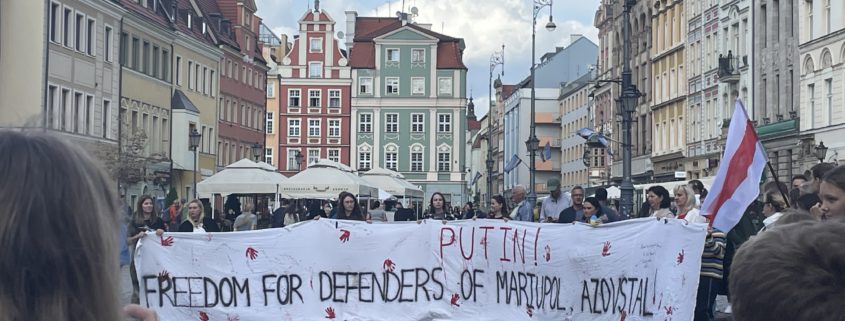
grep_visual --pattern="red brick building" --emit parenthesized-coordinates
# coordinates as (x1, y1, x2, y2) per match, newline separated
(196, 0, 268, 168)
(278, 4, 351, 175)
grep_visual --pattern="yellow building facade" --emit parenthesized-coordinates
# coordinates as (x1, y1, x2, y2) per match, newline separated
(651, 0, 687, 182)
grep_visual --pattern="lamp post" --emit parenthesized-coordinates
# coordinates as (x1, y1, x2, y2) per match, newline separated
(251, 142, 263, 162)
(815, 141, 828, 163)
(295, 150, 305, 171)
(188, 128, 202, 199)
(488, 44, 505, 207)
(527, 0, 556, 217)
(617, 0, 642, 218)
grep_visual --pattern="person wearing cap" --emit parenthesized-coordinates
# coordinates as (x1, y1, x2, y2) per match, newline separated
(540, 178, 572, 223)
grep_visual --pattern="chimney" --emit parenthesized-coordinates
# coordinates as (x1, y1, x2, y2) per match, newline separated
(345, 11, 358, 49)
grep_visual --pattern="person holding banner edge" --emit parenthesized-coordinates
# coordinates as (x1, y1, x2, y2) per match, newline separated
(178, 200, 220, 232)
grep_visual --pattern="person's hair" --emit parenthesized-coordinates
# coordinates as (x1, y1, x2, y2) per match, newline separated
(811, 162, 836, 180)
(762, 181, 789, 196)
(673, 184, 697, 213)
(133, 194, 156, 225)
(512, 185, 526, 194)
(371, 200, 381, 210)
(583, 197, 604, 217)
(466, 202, 474, 209)
(791, 174, 808, 183)
(395, 202, 403, 208)
(688, 180, 708, 200)
(595, 188, 608, 201)
(646, 186, 672, 209)
(772, 209, 817, 226)
(788, 188, 801, 209)
(764, 192, 787, 213)
(186, 199, 205, 226)
(337, 192, 364, 220)
(491, 195, 509, 217)
(571, 185, 584, 194)
(821, 165, 845, 193)
(729, 220, 845, 321)
(429, 192, 448, 214)
(796, 193, 821, 212)
(0, 131, 121, 320)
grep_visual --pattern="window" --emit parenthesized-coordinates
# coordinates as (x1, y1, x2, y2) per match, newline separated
(411, 113, 424, 132)
(328, 119, 341, 137)
(826, 78, 833, 123)
(385, 113, 398, 133)
(175, 56, 182, 85)
(152, 46, 159, 78)
(142, 41, 150, 74)
(50, 3, 60, 43)
(411, 49, 425, 63)
(308, 119, 321, 137)
(102, 99, 110, 138)
(328, 89, 341, 107)
(47, 85, 57, 129)
(85, 95, 93, 135)
(309, 38, 322, 52)
(411, 151, 423, 172)
(288, 118, 301, 137)
(308, 89, 321, 107)
(73, 92, 82, 133)
(359, 77, 373, 94)
(438, 152, 451, 172)
(824, 0, 831, 33)
(101, 25, 112, 61)
(438, 77, 453, 95)
(411, 77, 425, 95)
(266, 82, 275, 97)
(75, 13, 83, 51)
(265, 112, 274, 134)
(359, 151, 371, 170)
(63, 7, 72, 47)
(120, 32, 128, 65)
(438, 114, 452, 132)
(385, 152, 398, 171)
(807, 0, 814, 39)
(86, 18, 94, 55)
(359, 113, 372, 132)
(202, 66, 208, 94)
(386, 49, 400, 63)
(328, 149, 340, 163)
(288, 89, 301, 107)
(385, 77, 399, 95)
(265, 148, 273, 165)
(161, 50, 169, 80)
(297, 149, 317, 166)
(287, 149, 299, 170)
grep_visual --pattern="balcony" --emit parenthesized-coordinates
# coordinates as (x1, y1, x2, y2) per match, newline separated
(718, 55, 740, 83)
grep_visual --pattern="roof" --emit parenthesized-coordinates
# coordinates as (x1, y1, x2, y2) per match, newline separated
(467, 119, 481, 131)
(350, 17, 466, 69)
(194, 0, 240, 50)
(171, 89, 200, 113)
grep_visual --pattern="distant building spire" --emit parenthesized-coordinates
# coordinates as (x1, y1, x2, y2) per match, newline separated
(467, 97, 477, 121)
(314, 0, 320, 11)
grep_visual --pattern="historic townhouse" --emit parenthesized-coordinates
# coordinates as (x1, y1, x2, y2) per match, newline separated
(559, 72, 595, 191)
(346, 11, 468, 204)
(0, 0, 123, 184)
(278, 4, 352, 175)
(651, 0, 687, 183)
(799, 0, 845, 167)
(260, 23, 289, 168)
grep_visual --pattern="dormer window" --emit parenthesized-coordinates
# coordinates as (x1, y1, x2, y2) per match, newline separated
(202, 22, 207, 34)
(187, 13, 192, 29)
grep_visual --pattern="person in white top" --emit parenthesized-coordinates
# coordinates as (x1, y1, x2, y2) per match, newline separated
(761, 192, 787, 230)
(674, 185, 707, 223)
(233, 203, 257, 231)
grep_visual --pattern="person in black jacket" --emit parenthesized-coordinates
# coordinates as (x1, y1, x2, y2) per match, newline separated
(394, 202, 417, 221)
(178, 200, 220, 232)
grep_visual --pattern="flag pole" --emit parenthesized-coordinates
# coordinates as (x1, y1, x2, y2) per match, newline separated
(765, 161, 791, 208)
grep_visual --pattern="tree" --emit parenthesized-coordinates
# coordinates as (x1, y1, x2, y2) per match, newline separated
(94, 125, 167, 195)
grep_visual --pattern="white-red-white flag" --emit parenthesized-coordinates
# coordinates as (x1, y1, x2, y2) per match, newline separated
(701, 99, 768, 232)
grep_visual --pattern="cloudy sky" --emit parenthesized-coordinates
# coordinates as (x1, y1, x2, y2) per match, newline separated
(255, 0, 601, 117)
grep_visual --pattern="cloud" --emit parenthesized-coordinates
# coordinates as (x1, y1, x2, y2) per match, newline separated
(256, 0, 602, 118)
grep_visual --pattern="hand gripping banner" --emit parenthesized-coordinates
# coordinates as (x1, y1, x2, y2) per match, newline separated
(135, 218, 706, 321)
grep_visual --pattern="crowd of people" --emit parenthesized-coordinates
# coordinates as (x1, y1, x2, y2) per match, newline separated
(2, 130, 844, 321)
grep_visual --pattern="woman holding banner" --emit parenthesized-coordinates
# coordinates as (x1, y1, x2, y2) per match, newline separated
(675, 185, 707, 223)
(646, 186, 674, 219)
(425, 192, 455, 220)
(178, 200, 220, 232)
(336, 192, 366, 221)
(582, 197, 606, 225)
(488, 195, 510, 220)
(127, 195, 165, 304)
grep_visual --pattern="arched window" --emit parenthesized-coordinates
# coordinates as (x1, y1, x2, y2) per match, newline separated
(803, 55, 816, 76)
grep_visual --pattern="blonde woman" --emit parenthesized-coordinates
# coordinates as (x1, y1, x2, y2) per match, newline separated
(178, 200, 220, 232)
(0, 130, 156, 320)
(674, 184, 707, 223)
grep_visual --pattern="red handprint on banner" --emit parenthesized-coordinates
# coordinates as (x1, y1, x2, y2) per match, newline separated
(339, 229, 350, 243)
(450, 293, 460, 307)
(160, 235, 174, 246)
(620, 310, 627, 321)
(544, 245, 551, 262)
(198, 311, 209, 321)
(601, 241, 612, 257)
(383, 258, 396, 272)
(227, 314, 239, 321)
(157, 270, 170, 282)
(245, 247, 259, 260)
(527, 305, 534, 317)
(324, 307, 336, 319)
(676, 249, 685, 265)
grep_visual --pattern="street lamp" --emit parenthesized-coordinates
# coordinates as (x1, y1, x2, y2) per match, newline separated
(617, 0, 643, 218)
(188, 128, 202, 199)
(527, 0, 555, 218)
(488, 44, 505, 207)
(815, 141, 828, 163)
(251, 142, 263, 162)
(294, 150, 305, 171)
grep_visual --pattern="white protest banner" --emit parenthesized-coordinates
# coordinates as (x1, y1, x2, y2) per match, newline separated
(135, 218, 707, 321)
